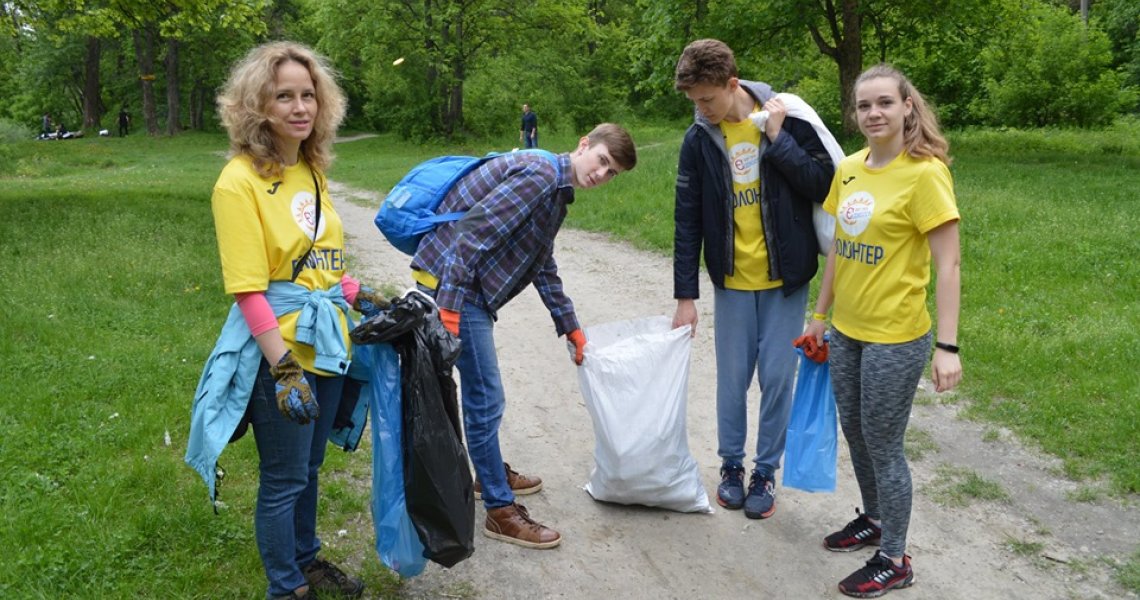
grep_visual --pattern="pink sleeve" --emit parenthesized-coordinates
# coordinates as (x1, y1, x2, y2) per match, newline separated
(235, 292, 279, 336)
(340, 274, 360, 306)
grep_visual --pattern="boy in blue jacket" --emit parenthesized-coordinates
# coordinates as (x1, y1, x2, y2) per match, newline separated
(671, 39, 835, 520)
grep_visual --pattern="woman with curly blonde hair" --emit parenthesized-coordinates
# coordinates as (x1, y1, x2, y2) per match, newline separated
(194, 41, 384, 600)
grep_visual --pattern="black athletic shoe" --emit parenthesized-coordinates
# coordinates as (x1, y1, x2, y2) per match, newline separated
(838, 550, 914, 598)
(824, 508, 882, 552)
(303, 557, 364, 598)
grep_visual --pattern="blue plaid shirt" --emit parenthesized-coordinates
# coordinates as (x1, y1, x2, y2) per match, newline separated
(411, 152, 580, 336)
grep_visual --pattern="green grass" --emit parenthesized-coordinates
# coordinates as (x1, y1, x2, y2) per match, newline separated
(904, 427, 939, 461)
(1005, 537, 1045, 557)
(949, 119, 1140, 494)
(927, 465, 1012, 507)
(1, 120, 1138, 596)
(1118, 549, 1140, 593)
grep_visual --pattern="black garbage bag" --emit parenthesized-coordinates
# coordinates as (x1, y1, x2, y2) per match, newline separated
(350, 292, 427, 346)
(349, 291, 475, 567)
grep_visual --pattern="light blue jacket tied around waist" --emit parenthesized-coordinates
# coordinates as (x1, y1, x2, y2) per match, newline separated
(184, 281, 368, 504)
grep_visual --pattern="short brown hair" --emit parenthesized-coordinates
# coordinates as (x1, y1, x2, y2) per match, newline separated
(674, 39, 738, 91)
(585, 123, 637, 171)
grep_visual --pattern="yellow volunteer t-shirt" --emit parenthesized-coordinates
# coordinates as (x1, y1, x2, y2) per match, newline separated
(823, 149, 959, 343)
(720, 108, 780, 290)
(211, 155, 350, 374)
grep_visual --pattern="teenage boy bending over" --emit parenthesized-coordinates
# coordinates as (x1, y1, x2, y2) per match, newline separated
(411, 123, 637, 548)
(672, 39, 835, 520)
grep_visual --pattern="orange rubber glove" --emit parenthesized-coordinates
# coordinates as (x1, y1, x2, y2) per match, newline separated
(793, 334, 829, 363)
(439, 308, 460, 337)
(567, 329, 586, 365)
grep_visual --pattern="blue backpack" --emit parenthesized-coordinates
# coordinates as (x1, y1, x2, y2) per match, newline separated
(375, 149, 559, 255)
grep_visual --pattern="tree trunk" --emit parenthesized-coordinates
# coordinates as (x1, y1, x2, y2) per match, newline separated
(684, 0, 708, 40)
(445, 22, 464, 136)
(836, 0, 862, 135)
(133, 26, 160, 135)
(806, 0, 863, 134)
(190, 79, 205, 130)
(165, 37, 181, 135)
(82, 36, 102, 130)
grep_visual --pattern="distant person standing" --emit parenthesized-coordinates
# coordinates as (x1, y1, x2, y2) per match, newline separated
(520, 103, 538, 148)
(118, 109, 130, 137)
(42, 113, 51, 136)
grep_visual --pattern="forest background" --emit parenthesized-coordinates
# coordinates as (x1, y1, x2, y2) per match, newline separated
(1, 0, 1138, 141)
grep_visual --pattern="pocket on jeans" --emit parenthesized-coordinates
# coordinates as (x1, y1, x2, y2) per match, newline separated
(247, 361, 277, 427)
(230, 364, 271, 442)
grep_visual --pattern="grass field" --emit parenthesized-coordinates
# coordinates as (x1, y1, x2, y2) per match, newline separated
(1, 120, 1136, 597)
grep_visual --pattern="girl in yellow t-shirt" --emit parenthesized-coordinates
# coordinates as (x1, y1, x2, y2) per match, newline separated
(804, 64, 962, 599)
(209, 42, 382, 600)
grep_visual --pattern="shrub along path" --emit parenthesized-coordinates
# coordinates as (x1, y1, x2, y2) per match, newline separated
(331, 183, 1137, 600)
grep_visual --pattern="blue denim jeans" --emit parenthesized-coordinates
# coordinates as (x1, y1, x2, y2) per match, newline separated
(416, 285, 513, 509)
(712, 285, 809, 476)
(454, 301, 517, 508)
(524, 133, 538, 148)
(249, 359, 345, 597)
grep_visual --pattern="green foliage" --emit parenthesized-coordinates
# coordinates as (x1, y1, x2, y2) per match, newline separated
(0, 118, 33, 143)
(1095, 0, 1140, 91)
(978, 3, 1137, 126)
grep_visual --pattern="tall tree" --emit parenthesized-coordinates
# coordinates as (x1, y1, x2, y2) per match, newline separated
(82, 36, 101, 129)
(312, 0, 520, 137)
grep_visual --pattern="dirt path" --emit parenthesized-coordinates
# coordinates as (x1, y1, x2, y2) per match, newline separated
(329, 181, 1137, 600)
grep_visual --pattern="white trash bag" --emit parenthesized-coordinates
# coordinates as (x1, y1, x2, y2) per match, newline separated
(576, 316, 712, 513)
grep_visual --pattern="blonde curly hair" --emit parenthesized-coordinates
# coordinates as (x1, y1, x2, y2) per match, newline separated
(217, 41, 347, 179)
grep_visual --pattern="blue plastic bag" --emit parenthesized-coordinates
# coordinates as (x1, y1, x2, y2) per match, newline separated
(782, 347, 838, 493)
(360, 343, 427, 578)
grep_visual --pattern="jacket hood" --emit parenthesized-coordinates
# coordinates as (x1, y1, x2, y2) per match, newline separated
(691, 79, 775, 128)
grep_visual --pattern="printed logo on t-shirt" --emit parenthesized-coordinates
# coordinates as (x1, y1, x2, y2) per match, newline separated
(838, 191, 874, 237)
(291, 191, 326, 239)
(728, 142, 760, 185)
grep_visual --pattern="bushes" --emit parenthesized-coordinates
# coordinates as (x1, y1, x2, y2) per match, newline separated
(977, 4, 1137, 127)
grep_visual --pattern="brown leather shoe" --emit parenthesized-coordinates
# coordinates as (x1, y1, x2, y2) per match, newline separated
(484, 503, 562, 549)
(474, 462, 543, 499)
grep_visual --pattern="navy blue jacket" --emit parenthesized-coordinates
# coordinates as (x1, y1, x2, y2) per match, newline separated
(673, 80, 835, 299)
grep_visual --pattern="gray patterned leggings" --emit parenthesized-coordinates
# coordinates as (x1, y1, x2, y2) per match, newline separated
(829, 328, 931, 558)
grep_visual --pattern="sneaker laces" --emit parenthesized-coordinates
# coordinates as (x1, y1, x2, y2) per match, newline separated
(841, 508, 879, 536)
(512, 503, 549, 533)
(855, 551, 899, 581)
(747, 473, 773, 495)
(721, 462, 745, 483)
